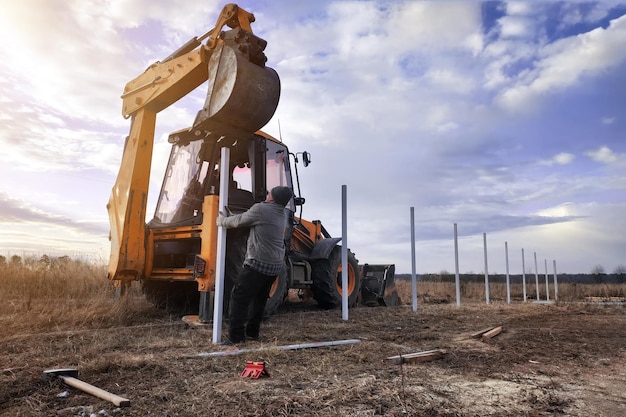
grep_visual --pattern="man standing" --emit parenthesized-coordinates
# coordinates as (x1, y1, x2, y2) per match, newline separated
(217, 185, 293, 344)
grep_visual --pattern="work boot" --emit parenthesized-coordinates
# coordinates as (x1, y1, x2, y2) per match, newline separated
(245, 326, 259, 341)
(221, 338, 245, 346)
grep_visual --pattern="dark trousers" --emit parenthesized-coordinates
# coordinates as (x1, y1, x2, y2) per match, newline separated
(228, 265, 276, 342)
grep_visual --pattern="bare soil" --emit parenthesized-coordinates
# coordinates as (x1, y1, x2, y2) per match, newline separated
(2, 299, 626, 416)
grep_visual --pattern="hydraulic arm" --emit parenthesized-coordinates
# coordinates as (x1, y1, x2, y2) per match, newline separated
(107, 4, 280, 282)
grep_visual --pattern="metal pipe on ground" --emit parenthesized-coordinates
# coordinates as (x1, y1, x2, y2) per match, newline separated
(188, 338, 361, 358)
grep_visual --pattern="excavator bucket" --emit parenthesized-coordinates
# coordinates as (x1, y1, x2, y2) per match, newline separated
(192, 28, 280, 138)
(360, 264, 401, 307)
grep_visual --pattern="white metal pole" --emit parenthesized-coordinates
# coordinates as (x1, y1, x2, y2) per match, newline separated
(521, 249, 527, 302)
(505, 241, 511, 304)
(212, 147, 230, 344)
(483, 233, 490, 304)
(341, 185, 348, 321)
(534, 252, 540, 300)
(454, 223, 460, 307)
(553, 260, 559, 301)
(543, 259, 550, 301)
(410, 207, 418, 312)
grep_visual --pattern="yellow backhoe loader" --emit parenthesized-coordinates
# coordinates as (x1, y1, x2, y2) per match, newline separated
(107, 3, 398, 320)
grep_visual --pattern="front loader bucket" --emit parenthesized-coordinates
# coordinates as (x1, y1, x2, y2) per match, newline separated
(360, 264, 401, 307)
(193, 41, 280, 137)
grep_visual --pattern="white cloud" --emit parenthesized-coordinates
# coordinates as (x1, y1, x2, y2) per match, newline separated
(0, 3, 128, 125)
(554, 152, 575, 165)
(539, 152, 575, 166)
(559, 2, 621, 27)
(426, 202, 626, 275)
(601, 116, 615, 125)
(585, 146, 621, 164)
(425, 68, 476, 94)
(499, 16, 532, 38)
(496, 14, 626, 112)
(536, 202, 576, 217)
(506, 2, 533, 16)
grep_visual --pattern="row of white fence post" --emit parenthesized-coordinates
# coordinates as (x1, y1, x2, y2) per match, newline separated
(451, 223, 559, 307)
(407, 212, 560, 309)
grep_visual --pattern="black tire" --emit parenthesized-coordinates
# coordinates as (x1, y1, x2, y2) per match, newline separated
(142, 280, 168, 309)
(142, 280, 199, 315)
(224, 228, 249, 313)
(311, 246, 360, 309)
(226, 228, 287, 318)
(264, 263, 288, 316)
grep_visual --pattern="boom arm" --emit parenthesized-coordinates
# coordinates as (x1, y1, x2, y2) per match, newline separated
(107, 4, 279, 281)
(119, 3, 255, 118)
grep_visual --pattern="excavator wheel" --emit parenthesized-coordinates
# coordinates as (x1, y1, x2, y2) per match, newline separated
(311, 246, 360, 309)
(224, 228, 250, 312)
(264, 265, 288, 316)
(226, 228, 286, 318)
(142, 280, 199, 315)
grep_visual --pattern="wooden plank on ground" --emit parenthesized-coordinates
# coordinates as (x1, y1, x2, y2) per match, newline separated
(387, 349, 445, 365)
(481, 326, 503, 341)
(470, 326, 496, 338)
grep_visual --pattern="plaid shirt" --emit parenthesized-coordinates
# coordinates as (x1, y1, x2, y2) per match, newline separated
(245, 258, 284, 277)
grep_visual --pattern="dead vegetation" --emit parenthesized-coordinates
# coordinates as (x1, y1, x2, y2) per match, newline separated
(2, 257, 626, 416)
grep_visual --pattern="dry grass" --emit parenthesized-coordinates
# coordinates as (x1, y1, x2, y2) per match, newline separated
(0, 255, 108, 301)
(2, 256, 626, 416)
(0, 256, 162, 340)
(2, 255, 625, 340)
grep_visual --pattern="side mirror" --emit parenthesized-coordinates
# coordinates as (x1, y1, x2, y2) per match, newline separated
(294, 197, 306, 206)
(302, 151, 311, 167)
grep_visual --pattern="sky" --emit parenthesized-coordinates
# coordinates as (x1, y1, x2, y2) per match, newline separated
(0, 0, 625, 275)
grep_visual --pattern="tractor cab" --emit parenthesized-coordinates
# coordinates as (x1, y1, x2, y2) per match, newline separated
(150, 130, 296, 229)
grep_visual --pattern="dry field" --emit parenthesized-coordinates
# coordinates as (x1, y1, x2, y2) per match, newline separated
(2, 258, 626, 416)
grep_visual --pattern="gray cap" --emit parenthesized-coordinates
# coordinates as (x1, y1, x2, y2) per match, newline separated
(270, 186, 293, 206)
